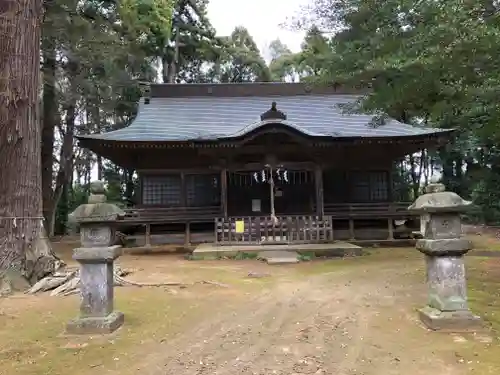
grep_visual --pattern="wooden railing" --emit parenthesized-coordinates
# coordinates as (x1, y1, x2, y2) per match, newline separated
(215, 216, 333, 245)
(121, 202, 415, 225)
(123, 205, 222, 224)
(324, 202, 414, 218)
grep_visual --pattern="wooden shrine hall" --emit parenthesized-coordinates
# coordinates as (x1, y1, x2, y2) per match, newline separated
(77, 82, 453, 246)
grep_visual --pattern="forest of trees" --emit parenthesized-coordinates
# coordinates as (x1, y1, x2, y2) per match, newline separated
(3, 0, 500, 242)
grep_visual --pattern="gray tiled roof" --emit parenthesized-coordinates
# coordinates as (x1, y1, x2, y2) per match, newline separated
(79, 94, 450, 141)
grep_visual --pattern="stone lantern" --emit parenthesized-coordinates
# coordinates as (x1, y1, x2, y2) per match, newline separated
(408, 183, 483, 331)
(66, 181, 126, 334)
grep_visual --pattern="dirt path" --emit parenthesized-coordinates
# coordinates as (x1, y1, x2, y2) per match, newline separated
(135, 262, 465, 375)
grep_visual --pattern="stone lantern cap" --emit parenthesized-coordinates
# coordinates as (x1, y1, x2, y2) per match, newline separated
(408, 183, 472, 214)
(68, 180, 125, 224)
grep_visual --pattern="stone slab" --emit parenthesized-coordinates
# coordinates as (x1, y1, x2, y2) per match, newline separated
(258, 250, 300, 265)
(66, 311, 124, 335)
(193, 242, 361, 258)
(267, 257, 300, 265)
(418, 306, 484, 332)
(73, 245, 122, 263)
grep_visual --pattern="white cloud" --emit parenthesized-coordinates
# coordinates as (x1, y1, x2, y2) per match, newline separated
(206, 0, 307, 59)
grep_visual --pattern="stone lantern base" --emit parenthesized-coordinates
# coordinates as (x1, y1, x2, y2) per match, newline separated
(419, 306, 483, 332)
(65, 246, 124, 335)
(66, 311, 125, 335)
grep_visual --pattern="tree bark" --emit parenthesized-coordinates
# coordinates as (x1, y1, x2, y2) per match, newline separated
(0, 0, 60, 292)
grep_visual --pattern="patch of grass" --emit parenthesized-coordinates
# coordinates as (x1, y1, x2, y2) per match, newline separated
(297, 247, 419, 275)
(0, 290, 210, 375)
(297, 251, 315, 262)
(233, 252, 258, 260)
(468, 234, 500, 251)
(0, 261, 269, 375)
(439, 257, 500, 375)
(467, 258, 500, 331)
(187, 252, 260, 261)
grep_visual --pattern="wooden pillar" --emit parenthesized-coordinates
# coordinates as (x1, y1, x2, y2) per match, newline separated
(185, 222, 191, 246)
(314, 165, 324, 218)
(145, 223, 151, 247)
(348, 218, 355, 240)
(387, 218, 394, 240)
(221, 168, 228, 219)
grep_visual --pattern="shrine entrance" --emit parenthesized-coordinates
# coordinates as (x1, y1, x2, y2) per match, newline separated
(226, 168, 316, 217)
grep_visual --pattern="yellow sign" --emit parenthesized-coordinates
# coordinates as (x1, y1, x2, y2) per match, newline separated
(235, 220, 245, 233)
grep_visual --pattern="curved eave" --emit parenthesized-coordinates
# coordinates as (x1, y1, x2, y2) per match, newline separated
(77, 128, 455, 151)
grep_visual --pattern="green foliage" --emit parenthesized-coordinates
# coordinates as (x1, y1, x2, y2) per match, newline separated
(162, 0, 225, 83)
(233, 252, 259, 260)
(295, 26, 331, 79)
(298, 251, 316, 262)
(207, 27, 271, 83)
(291, 0, 500, 222)
(268, 39, 296, 82)
(470, 172, 500, 225)
(54, 184, 89, 235)
(119, 0, 175, 42)
(309, 0, 500, 133)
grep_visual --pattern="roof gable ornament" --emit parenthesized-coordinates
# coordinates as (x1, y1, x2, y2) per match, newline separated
(260, 101, 287, 121)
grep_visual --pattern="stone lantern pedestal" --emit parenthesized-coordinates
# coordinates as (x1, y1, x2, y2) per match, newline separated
(66, 181, 125, 335)
(408, 183, 483, 332)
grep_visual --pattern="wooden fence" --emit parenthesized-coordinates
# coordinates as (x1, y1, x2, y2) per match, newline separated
(215, 216, 333, 245)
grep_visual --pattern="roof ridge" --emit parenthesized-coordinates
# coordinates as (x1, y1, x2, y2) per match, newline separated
(150, 82, 369, 98)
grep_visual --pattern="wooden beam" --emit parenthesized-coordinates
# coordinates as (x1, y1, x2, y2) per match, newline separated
(200, 144, 319, 156)
(314, 165, 324, 218)
(227, 161, 317, 171)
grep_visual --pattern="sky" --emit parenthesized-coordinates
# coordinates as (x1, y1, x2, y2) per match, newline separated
(206, 0, 308, 60)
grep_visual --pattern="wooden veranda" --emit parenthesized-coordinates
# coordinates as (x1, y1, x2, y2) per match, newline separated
(120, 201, 417, 247)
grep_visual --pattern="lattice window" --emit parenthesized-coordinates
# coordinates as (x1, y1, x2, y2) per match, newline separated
(350, 172, 370, 201)
(369, 172, 388, 201)
(350, 171, 389, 202)
(186, 174, 220, 207)
(142, 175, 182, 206)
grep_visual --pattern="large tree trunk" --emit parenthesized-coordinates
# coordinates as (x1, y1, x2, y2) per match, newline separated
(0, 0, 60, 294)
